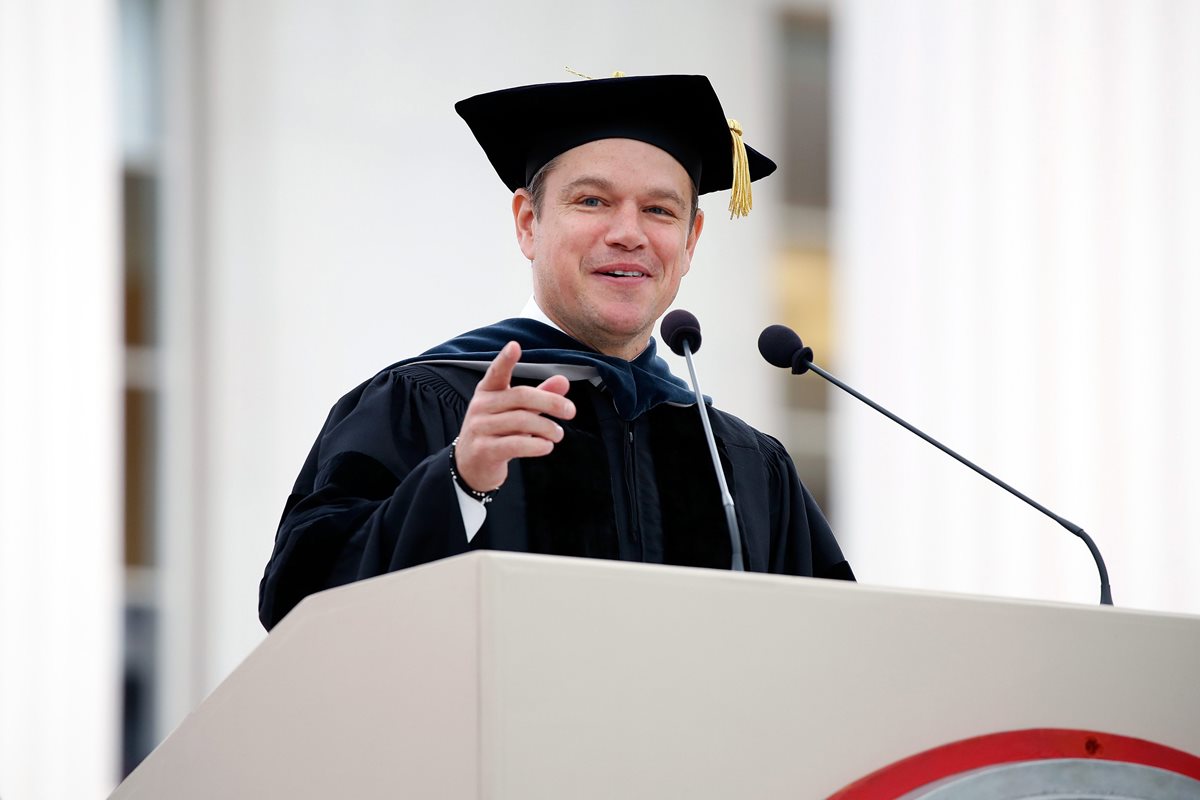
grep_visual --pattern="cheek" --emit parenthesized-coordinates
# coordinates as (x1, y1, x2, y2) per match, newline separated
(532, 255, 575, 298)
(655, 233, 691, 275)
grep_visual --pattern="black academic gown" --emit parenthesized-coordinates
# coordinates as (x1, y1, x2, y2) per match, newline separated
(259, 320, 853, 630)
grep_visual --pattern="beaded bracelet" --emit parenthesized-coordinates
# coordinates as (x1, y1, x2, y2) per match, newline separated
(449, 436, 498, 505)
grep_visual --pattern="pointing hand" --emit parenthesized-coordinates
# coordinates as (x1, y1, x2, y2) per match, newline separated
(453, 341, 576, 493)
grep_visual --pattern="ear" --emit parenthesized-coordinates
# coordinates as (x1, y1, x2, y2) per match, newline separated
(682, 208, 705, 276)
(513, 189, 537, 260)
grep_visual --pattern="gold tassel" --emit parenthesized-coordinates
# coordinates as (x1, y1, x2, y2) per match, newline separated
(564, 68, 627, 80)
(727, 118, 753, 219)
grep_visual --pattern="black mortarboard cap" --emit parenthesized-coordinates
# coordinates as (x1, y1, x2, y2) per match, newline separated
(455, 74, 777, 218)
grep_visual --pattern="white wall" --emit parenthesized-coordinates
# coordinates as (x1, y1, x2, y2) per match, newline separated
(0, 0, 121, 796)
(190, 0, 786, 704)
(835, 0, 1200, 614)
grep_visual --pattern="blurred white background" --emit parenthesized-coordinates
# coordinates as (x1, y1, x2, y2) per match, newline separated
(1, 0, 1197, 796)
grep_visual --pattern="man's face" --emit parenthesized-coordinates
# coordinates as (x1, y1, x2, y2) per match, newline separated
(513, 138, 704, 361)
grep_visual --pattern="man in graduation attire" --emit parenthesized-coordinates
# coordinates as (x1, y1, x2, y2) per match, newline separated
(259, 73, 854, 631)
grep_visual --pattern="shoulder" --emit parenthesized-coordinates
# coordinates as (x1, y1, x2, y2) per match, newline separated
(382, 362, 484, 404)
(706, 405, 790, 460)
(310, 361, 487, 472)
(326, 361, 484, 428)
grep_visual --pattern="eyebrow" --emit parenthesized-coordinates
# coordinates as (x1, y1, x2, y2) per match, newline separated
(559, 176, 687, 210)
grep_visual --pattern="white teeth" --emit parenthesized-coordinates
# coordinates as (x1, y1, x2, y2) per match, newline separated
(608, 270, 644, 277)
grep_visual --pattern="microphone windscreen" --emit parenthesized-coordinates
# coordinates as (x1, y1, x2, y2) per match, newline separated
(662, 309, 702, 356)
(758, 324, 805, 369)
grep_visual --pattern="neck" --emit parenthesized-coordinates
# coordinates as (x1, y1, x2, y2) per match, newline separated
(555, 321, 649, 362)
(558, 323, 649, 362)
(522, 297, 649, 361)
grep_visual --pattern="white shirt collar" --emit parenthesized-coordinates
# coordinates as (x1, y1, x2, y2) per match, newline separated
(519, 296, 563, 333)
(517, 296, 603, 385)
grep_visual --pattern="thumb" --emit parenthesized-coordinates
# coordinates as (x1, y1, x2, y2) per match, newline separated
(536, 374, 571, 397)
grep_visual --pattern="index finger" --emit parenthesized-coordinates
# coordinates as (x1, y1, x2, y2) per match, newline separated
(477, 341, 521, 392)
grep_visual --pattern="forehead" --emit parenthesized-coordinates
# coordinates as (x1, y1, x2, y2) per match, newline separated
(547, 138, 693, 195)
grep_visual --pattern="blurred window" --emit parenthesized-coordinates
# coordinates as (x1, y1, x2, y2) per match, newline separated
(776, 11, 834, 515)
(119, 0, 161, 777)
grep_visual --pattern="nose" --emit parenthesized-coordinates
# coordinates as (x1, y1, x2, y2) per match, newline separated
(604, 202, 648, 250)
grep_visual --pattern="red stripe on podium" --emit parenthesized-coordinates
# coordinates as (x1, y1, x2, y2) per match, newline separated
(828, 728, 1200, 799)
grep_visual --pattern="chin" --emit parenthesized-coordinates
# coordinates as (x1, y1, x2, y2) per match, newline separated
(595, 314, 649, 339)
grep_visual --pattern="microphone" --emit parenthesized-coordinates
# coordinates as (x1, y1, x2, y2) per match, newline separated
(661, 310, 745, 571)
(758, 324, 1114, 606)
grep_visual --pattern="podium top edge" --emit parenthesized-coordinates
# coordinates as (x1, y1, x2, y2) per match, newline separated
(349, 551, 1199, 624)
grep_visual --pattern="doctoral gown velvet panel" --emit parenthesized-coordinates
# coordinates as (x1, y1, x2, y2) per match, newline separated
(259, 347, 853, 631)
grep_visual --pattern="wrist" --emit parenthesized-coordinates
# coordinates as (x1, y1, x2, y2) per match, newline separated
(449, 436, 499, 505)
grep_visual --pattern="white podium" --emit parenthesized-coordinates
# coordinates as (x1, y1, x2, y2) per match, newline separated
(111, 552, 1200, 798)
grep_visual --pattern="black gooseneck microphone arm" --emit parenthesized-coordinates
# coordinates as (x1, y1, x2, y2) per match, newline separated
(759, 325, 1113, 606)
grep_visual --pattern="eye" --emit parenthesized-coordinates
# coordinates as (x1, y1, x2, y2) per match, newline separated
(580, 197, 603, 207)
(646, 206, 675, 217)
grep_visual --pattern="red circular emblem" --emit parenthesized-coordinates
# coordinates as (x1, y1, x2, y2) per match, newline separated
(829, 728, 1200, 799)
